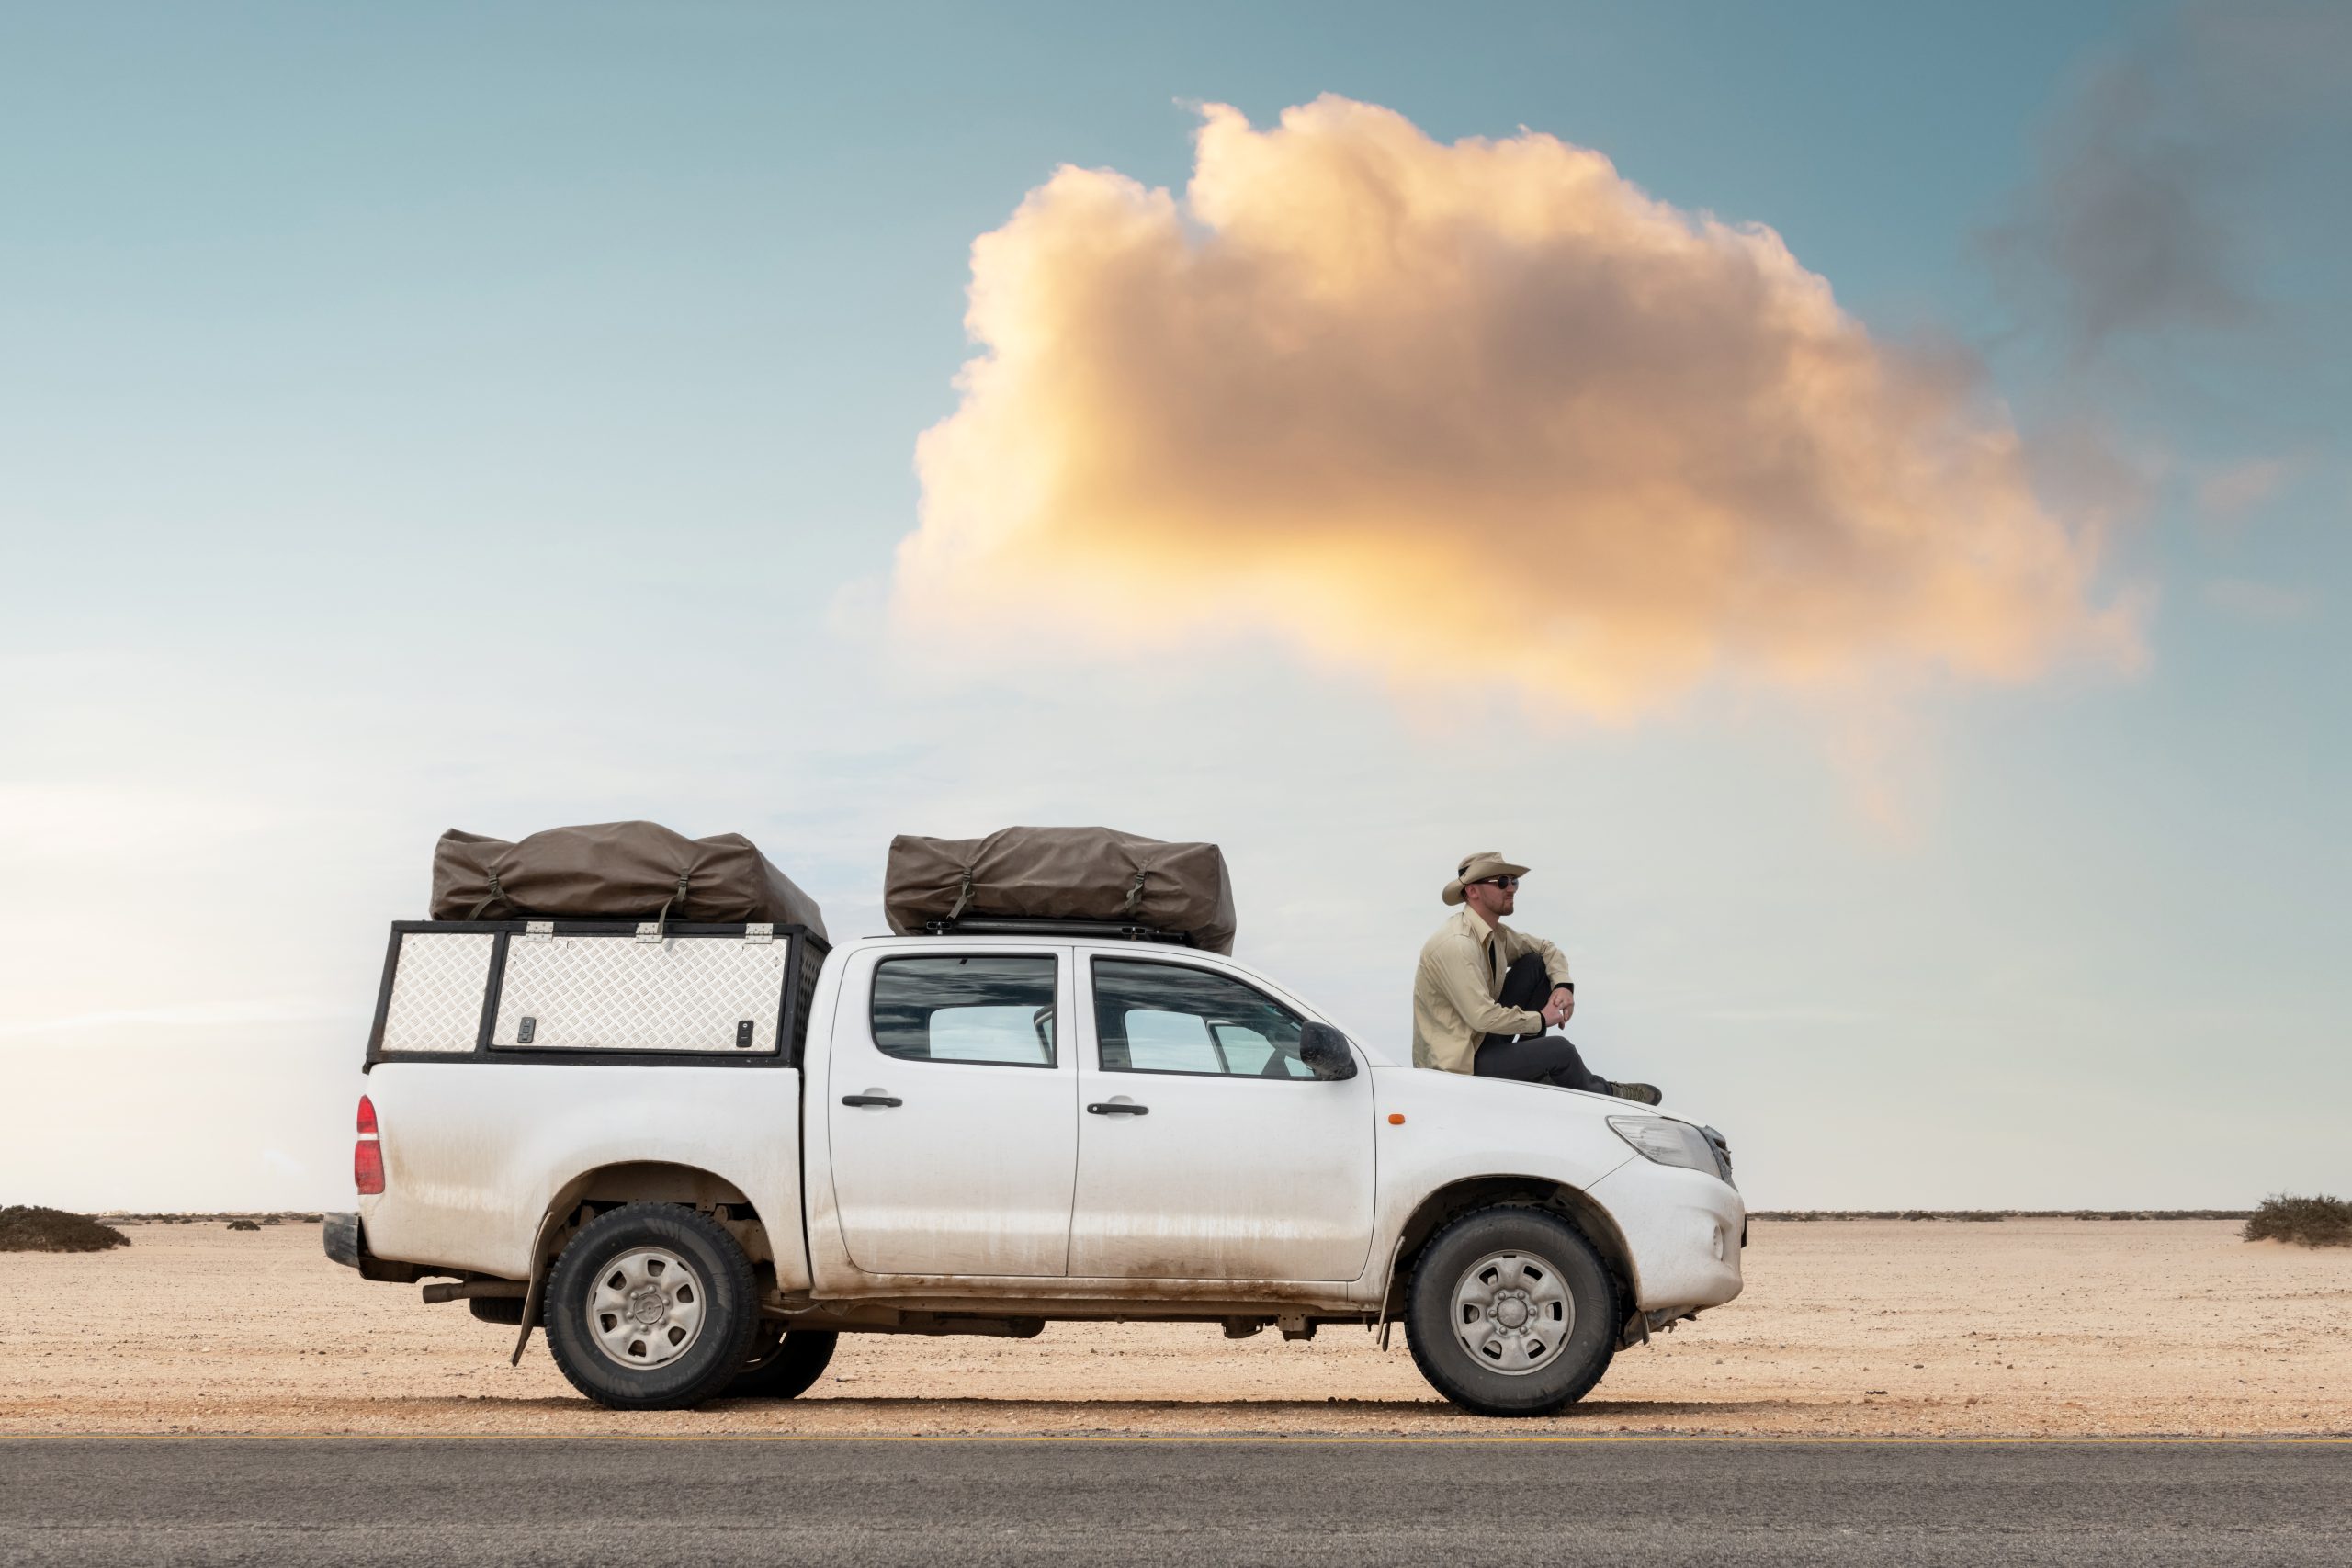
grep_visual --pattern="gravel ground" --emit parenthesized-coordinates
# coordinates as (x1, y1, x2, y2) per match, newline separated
(3, 1219, 2346, 1436)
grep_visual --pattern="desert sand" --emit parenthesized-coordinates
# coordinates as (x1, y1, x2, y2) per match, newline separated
(2, 1219, 2346, 1437)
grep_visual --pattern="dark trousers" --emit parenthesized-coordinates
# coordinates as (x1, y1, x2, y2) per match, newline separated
(1473, 953, 1611, 1093)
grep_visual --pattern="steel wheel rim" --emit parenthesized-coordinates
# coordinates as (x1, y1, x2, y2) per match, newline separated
(1450, 1248, 1573, 1376)
(586, 1247, 707, 1370)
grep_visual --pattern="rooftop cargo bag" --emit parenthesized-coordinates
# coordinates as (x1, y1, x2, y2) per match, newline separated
(883, 826, 1235, 953)
(430, 820, 827, 939)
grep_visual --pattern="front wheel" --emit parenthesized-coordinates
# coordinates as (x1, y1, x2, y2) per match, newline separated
(1403, 1205, 1618, 1416)
(544, 1203, 762, 1410)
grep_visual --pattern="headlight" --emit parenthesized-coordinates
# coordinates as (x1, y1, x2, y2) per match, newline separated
(1608, 1115, 1720, 1176)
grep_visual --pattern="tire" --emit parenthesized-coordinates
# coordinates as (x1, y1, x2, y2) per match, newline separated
(1403, 1205, 1618, 1417)
(728, 1325, 839, 1400)
(543, 1203, 762, 1411)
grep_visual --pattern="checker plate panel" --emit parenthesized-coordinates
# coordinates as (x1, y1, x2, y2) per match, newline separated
(380, 933, 495, 1054)
(492, 934, 786, 1055)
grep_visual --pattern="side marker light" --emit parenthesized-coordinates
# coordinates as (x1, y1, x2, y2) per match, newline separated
(1386, 1113, 1406, 1125)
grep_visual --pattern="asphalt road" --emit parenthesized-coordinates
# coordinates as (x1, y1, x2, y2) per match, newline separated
(1, 1437, 2344, 1567)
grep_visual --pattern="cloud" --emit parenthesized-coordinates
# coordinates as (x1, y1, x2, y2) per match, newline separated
(0, 998, 345, 1043)
(260, 1148, 311, 1184)
(1984, 58, 2253, 359)
(898, 97, 2141, 716)
(1984, 1, 2352, 364)
(2194, 457, 2290, 522)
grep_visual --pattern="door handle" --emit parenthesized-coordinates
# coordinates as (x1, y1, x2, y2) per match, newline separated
(841, 1094, 903, 1108)
(1087, 1101, 1149, 1116)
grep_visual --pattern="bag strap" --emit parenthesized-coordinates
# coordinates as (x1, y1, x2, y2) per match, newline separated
(465, 868, 507, 921)
(650, 872, 690, 940)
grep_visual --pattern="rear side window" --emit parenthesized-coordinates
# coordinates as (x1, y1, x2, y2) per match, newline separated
(1091, 959, 1314, 1077)
(871, 955, 1057, 1066)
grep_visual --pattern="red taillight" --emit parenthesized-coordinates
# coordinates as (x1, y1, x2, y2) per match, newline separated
(355, 1094, 384, 1195)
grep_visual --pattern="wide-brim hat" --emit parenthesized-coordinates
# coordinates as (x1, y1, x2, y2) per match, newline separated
(1442, 850, 1530, 905)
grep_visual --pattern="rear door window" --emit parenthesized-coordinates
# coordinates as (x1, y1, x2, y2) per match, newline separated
(871, 955, 1057, 1066)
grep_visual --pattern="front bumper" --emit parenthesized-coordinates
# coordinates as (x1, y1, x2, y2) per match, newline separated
(1588, 1159, 1746, 1315)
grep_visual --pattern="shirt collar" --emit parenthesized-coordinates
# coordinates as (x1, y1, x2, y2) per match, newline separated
(1460, 904, 1502, 944)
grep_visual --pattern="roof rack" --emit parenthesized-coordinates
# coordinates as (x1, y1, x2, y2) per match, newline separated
(918, 917, 1193, 945)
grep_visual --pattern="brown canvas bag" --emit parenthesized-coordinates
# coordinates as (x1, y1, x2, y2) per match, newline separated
(883, 826, 1236, 953)
(431, 821, 827, 939)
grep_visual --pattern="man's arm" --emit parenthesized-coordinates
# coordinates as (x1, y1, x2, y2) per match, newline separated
(1429, 938, 1545, 1038)
(1502, 928, 1573, 987)
(1507, 929, 1576, 1024)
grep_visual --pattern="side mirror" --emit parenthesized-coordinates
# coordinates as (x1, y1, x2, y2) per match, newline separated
(1296, 1021, 1358, 1081)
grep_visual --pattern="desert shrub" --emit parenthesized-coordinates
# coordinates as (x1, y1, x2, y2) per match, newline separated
(2244, 1194, 2352, 1248)
(226, 1218, 262, 1232)
(0, 1206, 131, 1253)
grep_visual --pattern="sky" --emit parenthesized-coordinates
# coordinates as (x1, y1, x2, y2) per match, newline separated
(3, 1, 2346, 1212)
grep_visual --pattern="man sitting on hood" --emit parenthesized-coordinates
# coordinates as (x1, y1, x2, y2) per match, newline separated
(1410, 851, 1661, 1105)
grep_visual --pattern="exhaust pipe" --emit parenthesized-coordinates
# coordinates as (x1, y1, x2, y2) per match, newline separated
(421, 1280, 528, 1304)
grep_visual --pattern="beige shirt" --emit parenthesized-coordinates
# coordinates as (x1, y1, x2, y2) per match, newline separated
(1410, 906, 1572, 1073)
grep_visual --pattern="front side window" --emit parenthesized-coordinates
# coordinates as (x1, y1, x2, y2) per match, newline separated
(872, 955, 1057, 1066)
(1091, 959, 1317, 1077)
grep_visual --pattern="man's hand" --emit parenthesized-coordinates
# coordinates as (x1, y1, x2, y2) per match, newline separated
(1541, 987, 1575, 1028)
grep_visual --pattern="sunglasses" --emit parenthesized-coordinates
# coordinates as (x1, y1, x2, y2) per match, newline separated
(1476, 875, 1520, 890)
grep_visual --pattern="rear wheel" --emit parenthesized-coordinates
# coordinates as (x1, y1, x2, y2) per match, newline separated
(1403, 1205, 1617, 1416)
(728, 1325, 839, 1400)
(544, 1203, 760, 1410)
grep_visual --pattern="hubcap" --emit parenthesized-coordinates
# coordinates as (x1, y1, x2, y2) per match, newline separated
(1451, 1249, 1572, 1376)
(587, 1247, 706, 1370)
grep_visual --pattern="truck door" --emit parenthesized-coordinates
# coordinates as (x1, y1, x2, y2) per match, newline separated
(1069, 954, 1376, 1282)
(825, 945, 1078, 1276)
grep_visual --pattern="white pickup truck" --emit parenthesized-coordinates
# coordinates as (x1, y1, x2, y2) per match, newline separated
(328, 915, 1744, 1416)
